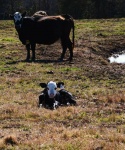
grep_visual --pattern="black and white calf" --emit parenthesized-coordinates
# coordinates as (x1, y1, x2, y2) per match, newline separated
(38, 81, 76, 109)
(39, 81, 60, 109)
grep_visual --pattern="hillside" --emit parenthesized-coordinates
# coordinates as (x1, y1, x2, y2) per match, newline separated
(0, 19, 125, 149)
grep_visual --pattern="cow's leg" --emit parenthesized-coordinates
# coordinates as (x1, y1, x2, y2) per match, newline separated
(60, 38, 73, 61)
(67, 38, 73, 61)
(60, 38, 67, 61)
(31, 43, 36, 61)
(69, 99, 76, 105)
(39, 93, 45, 107)
(26, 44, 30, 61)
(53, 101, 59, 110)
(60, 46, 66, 61)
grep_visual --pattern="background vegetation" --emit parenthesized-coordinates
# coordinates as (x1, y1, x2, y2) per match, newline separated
(0, 0, 125, 19)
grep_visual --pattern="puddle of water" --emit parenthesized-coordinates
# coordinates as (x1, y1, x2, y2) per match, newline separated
(109, 53, 125, 64)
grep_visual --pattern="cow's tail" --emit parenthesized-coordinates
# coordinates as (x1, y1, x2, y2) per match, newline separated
(62, 14, 75, 48)
(69, 16, 74, 48)
(71, 19, 75, 48)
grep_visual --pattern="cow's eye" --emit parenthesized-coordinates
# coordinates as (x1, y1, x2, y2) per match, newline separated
(55, 88, 57, 90)
(47, 87, 49, 90)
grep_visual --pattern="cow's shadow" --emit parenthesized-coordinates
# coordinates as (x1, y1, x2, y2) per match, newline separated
(6, 59, 71, 65)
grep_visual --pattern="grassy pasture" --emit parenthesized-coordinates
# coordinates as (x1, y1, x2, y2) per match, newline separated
(0, 19, 125, 149)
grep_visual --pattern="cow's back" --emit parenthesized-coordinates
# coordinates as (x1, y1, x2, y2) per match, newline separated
(22, 16, 64, 44)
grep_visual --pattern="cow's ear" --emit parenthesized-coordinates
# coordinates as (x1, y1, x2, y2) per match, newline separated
(22, 11, 26, 17)
(57, 82, 64, 88)
(39, 83, 47, 88)
(9, 14, 13, 18)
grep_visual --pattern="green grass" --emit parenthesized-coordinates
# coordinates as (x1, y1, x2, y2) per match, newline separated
(0, 19, 125, 149)
(75, 18, 125, 38)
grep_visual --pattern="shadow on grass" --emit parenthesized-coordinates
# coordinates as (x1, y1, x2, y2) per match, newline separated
(5, 59, 71, 65)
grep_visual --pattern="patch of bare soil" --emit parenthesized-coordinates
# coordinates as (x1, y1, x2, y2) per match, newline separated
(34, 35, 125, 81)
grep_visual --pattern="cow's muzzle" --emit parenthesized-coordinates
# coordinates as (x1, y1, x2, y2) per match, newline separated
(49, 93, 55, 99)
(15, 20, 22, 29)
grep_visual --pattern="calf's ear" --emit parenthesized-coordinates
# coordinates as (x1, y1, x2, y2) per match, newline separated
(39, 83, 47, 88)
(57, 82, 64, 88)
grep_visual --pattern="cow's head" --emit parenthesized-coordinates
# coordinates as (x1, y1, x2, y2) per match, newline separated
(10, 12, 26, 29)
(40, 81, 64, 99)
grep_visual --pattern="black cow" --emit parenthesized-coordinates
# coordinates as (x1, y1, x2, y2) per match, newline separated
(39, 81, 76, 109)
(10, 12, 74, 61)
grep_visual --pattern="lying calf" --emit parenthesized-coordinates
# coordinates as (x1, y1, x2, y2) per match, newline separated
(38, 81, 76, 109)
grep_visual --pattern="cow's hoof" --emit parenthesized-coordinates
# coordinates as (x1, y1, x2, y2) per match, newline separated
(52, 106, 58, 110)
(39, 104, 43, 108)
(31, 58, 35, 62)
(25, 58, 30, 62)
(68, 57, 73, 62)
(67, 102, 70, 106)
(58, 58, 63, 62)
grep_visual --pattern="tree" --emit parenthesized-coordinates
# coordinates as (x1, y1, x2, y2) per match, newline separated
(59, 0, 86, 19)
(1, 0, 125, 19)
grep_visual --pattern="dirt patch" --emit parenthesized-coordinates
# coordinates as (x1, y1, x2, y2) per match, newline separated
(32, 35, 125, 81)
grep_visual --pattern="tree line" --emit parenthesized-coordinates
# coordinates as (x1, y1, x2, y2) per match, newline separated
(0, 0, 125, 19)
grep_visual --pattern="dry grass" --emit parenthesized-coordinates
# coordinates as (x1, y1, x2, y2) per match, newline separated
(0, 19, 125, 149)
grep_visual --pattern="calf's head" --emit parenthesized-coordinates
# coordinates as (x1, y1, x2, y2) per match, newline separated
(10, 12, 26, 30)
(40, 81, 64, 99)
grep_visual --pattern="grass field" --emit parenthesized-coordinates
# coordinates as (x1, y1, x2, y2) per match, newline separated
(0, 18, 125, 150)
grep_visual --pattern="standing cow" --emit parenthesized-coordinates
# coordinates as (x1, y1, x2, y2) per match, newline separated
(10, 12, 74, 61)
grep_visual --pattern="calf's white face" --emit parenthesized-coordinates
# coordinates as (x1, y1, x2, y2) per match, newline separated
(47, 81, 57, 98)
